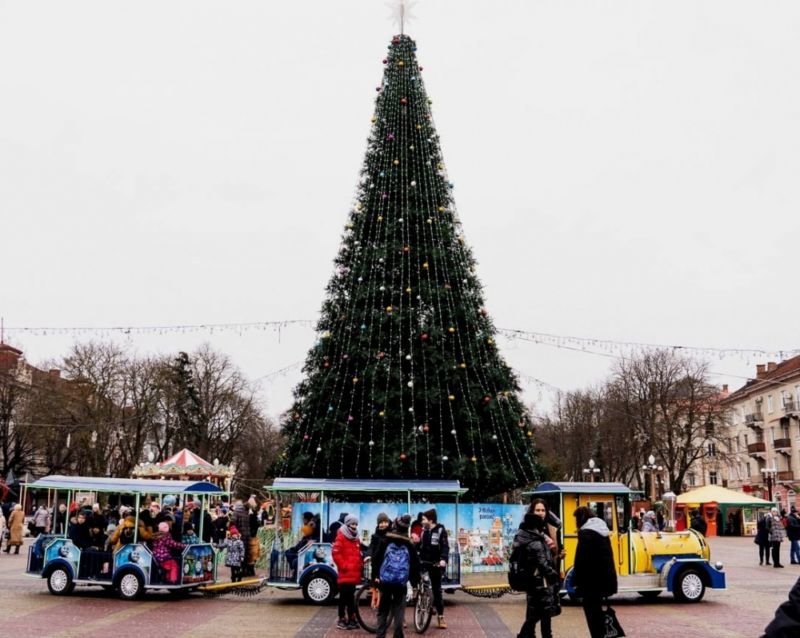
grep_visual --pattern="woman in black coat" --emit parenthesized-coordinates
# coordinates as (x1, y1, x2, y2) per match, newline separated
(513, 502, 561, 638)
(571, 506, 618, 638)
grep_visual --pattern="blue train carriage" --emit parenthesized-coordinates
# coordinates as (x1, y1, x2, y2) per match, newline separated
(529, 482, 726, 603)
(266, 478, 466, 604)
(25, 475, 222, 599)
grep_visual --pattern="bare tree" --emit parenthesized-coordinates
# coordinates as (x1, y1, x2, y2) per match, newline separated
(609, 349, 731, 494)
(0, 372, 37, 477)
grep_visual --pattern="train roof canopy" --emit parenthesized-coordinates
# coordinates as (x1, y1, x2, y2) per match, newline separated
(525, 482, 638, 496)
(27, 475, 223, 494)
(270, 478, 467, 495)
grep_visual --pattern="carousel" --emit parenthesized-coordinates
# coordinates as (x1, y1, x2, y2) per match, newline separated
(132, 448, 234, 499)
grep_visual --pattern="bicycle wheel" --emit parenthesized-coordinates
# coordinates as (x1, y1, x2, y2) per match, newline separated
(413, 587, 433, 634)
(355, 584, 379, 634)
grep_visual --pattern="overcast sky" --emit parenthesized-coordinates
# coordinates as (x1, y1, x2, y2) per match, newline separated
(1, 1, 799, 422)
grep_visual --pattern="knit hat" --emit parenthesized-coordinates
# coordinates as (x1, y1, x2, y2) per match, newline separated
(229, 525, 240, 536)
(376, 512, 391, 525)
(344, 514, 358, 527)
(158, 522, 170, 533)
(423, 508, 437, 524)
(394, 514, 412, 535)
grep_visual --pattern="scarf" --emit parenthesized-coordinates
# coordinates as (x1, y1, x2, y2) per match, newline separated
(341, 524, 358, 540)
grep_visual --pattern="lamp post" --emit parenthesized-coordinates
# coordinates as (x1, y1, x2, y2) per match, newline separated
(583, 458, 601, 482)
(761, 466, 778, 502)
(642, 454, 663, 503)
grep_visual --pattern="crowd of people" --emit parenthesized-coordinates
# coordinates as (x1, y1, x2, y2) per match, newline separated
(324, 507, 449, 636)
(0, 495, 269, 584)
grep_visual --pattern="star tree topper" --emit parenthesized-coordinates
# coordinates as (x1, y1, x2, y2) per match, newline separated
(386, 0, 417, 34)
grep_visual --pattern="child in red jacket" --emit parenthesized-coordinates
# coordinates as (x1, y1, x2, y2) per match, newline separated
(332, 514, 364, 630)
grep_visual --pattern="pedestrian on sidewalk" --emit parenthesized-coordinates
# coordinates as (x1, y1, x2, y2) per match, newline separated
(372, 514, 420, 638)
(768, 508, 787, 568)
(786, 507, 800, 565)
(332, 514, 364, 630)
(571, 506, 618, 638)
(513, 499, 561, 638)
(4, 504, 24, 554)
(757, 513, 772, 565)
(420, 508, 449, 629)
(761, 575, 800, 637)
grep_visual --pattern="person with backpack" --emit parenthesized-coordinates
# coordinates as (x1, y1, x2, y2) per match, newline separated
(419, 508, 450, 629)
(572, 506, 618, 638)
(372, 514, 420, 638)
(787, 507, 800, 565)
(511, 500, 561, 638)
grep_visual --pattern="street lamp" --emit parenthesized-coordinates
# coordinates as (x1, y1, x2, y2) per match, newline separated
(761, 466, 778, 501)
(583, 458, 601, 482)
(642, 454, 663, 503)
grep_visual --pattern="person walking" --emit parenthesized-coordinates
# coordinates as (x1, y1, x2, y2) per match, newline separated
(372, 514, 420, 638)
(514, 500, 561, 638)
(786, 507, 800, 565)
(4, 504, 25, 554)
(690, 509, 708, 535)
(420, 508, 449, 629)
(218, 525, 246, 583)
(571, 506, 618, 638)
(768, 507, 787, 568)
(332, 514, 364, 630)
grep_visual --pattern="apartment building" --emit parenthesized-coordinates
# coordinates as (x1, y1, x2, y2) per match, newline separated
(722, 355, 800, 509)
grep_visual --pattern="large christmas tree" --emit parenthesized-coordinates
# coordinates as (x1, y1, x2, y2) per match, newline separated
(278, 34, 537, 498)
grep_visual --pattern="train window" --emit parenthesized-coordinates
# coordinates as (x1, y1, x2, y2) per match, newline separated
(586, 500, 615, 531)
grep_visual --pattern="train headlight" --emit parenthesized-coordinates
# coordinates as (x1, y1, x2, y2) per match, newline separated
(714, 561, 723, 570)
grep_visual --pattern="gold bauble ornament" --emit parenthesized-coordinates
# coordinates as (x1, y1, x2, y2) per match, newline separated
(379, 411, 385, 417)
(352, 377, 359, 384)
(422, 262, 429, 269)
(459, 363, 467, 369)
(393, 159, 400, 166)
(438, 206, 445, 212)
(386, 306, 393, 313)
(448, 327, 455, 333)
(448, 394, 455, 401)
(377, 215, 383, 222)
(471, 456, 477, 462)
(405, 287, 412, 293)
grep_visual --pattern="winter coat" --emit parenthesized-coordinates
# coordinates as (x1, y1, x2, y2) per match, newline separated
(33, 507, 51, 530)
(220, 537, 245, 567)
(68, 520, 92, 550)
(786, 514, 800, 542)
(420, 523, 450, 565)
(332, 527, 365, 585)
(512, 514, 561, 616)
(572, 517, 617, 599)
(149, 532, 185, 563)
(371, 531, 420, 588)
(231, 504, 252, 541)
(762, 575, 800, 637)
(690, 514, 708, 535)
(769, 514, 787, 543)
(108, 516, 152, 551)
(7, 509, 25, 546)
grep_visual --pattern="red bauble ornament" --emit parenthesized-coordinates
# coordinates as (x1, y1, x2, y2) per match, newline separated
(303, 435, 310, 440)
(382, 59, 388, 64)
(400, 453, 407, 461)
(423, 423, 430, 433)
(483, 395, 492, 404)
(400, 97, 408, 105)
(420, 333, 429, 341)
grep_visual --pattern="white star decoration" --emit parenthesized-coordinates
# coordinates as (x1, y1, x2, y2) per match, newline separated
(386, 0, 417, 34)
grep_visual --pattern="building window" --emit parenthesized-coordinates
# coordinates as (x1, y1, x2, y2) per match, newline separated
(768, 395, 774, 413)
(709, 471, 718, 485)
(746, 462, 751, 478)
(688, 473, 696, 487)
(707, 442, 717, 458)
(745, 433, 749, 445)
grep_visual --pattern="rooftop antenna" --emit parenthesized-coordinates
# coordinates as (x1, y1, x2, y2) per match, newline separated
(387, 0, 417, 35)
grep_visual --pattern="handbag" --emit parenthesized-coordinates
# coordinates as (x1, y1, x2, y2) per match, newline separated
(601, 605, 625, 638)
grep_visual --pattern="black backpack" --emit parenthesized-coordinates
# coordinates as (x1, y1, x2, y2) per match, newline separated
(508, 543, 533, 592)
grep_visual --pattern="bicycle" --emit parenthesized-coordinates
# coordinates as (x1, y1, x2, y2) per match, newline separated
(355, 576, 427, 634)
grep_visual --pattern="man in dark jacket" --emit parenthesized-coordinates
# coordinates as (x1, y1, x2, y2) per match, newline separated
(786, 507, 800, 565)
(372, 514, 420, 638)
(572, 506, 618, 638)
(419, 508, 450, 629)
(762, 575, 800, 637)
(514, 508, 560, 638)
(690, 510, 708, 535)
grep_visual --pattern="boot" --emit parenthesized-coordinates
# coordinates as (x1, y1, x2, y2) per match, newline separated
(3, 546, 9, 553)
(14, 546, 20, 554)
(437, 615, 447, 629)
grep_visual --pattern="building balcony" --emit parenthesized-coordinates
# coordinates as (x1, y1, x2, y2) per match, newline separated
(784, 400, 798, 415)
(747, 441, 767, 457)
(745, 413, 765, 428)
(778, 470, 795, 482)
(774, 438, 793, 451)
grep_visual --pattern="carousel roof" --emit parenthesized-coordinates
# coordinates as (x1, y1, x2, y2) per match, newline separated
(161, 448, 214, 468)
